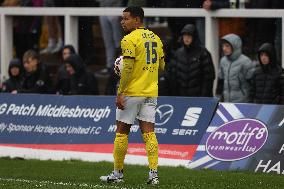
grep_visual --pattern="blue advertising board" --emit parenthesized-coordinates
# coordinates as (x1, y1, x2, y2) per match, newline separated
(0, 93, 218, 162)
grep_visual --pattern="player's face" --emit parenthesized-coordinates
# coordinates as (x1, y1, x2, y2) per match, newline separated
(121, 12, 138, 33)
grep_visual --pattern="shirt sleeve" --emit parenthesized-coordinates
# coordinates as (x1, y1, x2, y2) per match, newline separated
(121, 37, 135, 58)
(117, 57, 134, 94)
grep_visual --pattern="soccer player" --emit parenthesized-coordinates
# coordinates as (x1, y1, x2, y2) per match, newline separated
(100, 6, 165, 185)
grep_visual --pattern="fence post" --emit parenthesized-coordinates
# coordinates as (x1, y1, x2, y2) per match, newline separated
(205, 15, 219, 95)
(0, 15, 13, 79)
(64, 15, 78, 52)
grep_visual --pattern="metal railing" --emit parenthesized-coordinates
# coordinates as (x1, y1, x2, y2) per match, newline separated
(0, 7, 283, 79)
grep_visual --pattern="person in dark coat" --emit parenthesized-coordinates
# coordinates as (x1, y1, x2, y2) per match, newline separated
(55, 44, 76, 95)
(64, 54, 99, 95)
(18, 49, 52, 94)
(249, 43, 284, 104)
(1, 58, 24, 93)
(165, 24, 215, 97)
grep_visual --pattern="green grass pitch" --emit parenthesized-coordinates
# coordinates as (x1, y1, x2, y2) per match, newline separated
(0, 157, 283, 189)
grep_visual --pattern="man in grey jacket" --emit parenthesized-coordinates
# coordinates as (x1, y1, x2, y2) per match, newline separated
(216, 33, 255, 102)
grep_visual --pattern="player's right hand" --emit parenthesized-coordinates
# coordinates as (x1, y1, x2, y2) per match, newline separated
(116, 94, 125, 110)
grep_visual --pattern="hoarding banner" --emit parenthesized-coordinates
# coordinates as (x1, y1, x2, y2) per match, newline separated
(0, 94, 218, 163)
(189, 103, 284, 175)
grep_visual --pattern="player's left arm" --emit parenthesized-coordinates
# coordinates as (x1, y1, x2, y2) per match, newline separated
(117, 38, 135, 95)
(117, 57, 134, 94)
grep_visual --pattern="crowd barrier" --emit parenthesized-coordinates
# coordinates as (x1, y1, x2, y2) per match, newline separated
(0, 93, 283, 175)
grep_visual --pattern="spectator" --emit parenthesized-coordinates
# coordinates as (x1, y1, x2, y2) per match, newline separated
(216, 34, 255, 102)
(249, 43, 284, 104)
(1, 58, 24, 93)
(97, 0, 124, 75)
(165, 24, 215, 97)
(55, 44, 76, 95)
(19, 49, 52, 94)
(64, 54, 99, 95)
(62, 45, 75, 60)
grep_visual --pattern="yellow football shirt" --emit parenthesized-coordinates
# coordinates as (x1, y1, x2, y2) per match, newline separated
(118, 27, 165, 97)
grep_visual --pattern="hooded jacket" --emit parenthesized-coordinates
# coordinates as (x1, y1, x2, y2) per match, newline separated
(166, 24, 215, 97)
(217, 34, 255, 102)
(2, 58, 24, 93)
(249, 43, 284, 104)
(55, 45, 76, 95)
(64, 54, 99, 95)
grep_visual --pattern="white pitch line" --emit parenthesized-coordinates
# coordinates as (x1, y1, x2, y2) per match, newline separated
(0, 177, 129, 189)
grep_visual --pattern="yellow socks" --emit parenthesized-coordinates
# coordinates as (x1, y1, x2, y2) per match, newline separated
(143, 132, 158, 170)
(113, 132, 158, 171)
(113, 133, 128, 171)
